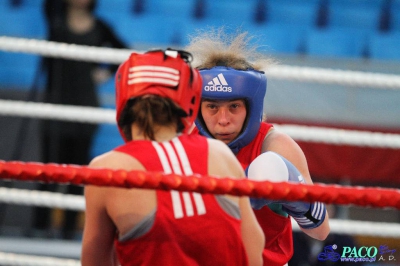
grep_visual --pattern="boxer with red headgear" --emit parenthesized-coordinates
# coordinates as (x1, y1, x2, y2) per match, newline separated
(187, 29, 330, 266)
(115, 49, 201, 141)
(81, 49, 264, 266)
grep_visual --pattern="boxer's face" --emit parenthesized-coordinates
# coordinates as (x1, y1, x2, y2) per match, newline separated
(200, 99, 247, 144)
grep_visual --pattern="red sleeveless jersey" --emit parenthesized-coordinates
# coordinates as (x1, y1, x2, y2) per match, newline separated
(237, 122, 294, 266)
(236, 122, 273, 169)
(192, 123, 294, 266)
(113, 134, 248, 266)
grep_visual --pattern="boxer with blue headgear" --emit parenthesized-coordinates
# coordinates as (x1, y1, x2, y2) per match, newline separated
(187, 28, 330, 265)
(196, 67, 267, 154)
(196, 66, 326, 230)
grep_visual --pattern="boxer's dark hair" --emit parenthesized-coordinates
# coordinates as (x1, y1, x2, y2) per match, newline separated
(118, 96, 185, 141)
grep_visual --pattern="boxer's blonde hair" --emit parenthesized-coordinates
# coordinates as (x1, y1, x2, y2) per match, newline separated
(186, 27, 275, 71)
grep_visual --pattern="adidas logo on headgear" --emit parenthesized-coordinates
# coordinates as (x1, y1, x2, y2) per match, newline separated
(204, 73, 232, 92)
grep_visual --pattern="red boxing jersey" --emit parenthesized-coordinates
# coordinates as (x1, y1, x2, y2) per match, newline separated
(113, 134, 248, 266)
(192, 123, 294, 266)
(236, 122, 273, 169)
(238, 122, 294, 266)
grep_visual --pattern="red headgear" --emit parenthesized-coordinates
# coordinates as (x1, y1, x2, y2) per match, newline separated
(115, 49, 202, 141)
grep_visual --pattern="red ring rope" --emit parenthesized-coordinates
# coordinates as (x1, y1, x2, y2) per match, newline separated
(0, 160, 399, 209)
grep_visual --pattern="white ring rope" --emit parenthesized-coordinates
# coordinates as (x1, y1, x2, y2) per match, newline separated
(273, 124, 400, 149)
(0, 36, 399, 265)
(1, 217, 399, 266)
(0, 252, 80, 266)
(266, 65, 400, 90)
(0, 36, 132, 64)
(1, 36, 400, 90)
(291, 218, 400, 239)
(0, 187, 85, 211)
(0, 99, 115, 124)
(0, 187, 399, 238)
(1, 99, 400, 149)
(1, 36, 400, 148)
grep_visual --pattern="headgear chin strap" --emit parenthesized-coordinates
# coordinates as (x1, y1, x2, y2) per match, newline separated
(115, 49, 202, 142)
(196, 67, 267, 154)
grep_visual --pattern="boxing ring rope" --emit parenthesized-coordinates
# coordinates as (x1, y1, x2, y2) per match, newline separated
(1, 185, 400, 239)
(0, 162, 390, 265)
(0, 252, 80, 266)
(1, 99, 400, 149)
(0, 99, 114, 124)
(1, 36, 400, 89)
(1, 160, 400, 209)
(2, 36, 400, 148)
(0, 160, 399, 265)
(1, 36, 400, 149)
(1, 36, 400, 265)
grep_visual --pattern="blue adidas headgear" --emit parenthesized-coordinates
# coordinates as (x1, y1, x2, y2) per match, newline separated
(195, 67, 267, 154)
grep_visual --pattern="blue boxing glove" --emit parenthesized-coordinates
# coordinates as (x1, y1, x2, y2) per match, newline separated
(246, 152, 326, 229)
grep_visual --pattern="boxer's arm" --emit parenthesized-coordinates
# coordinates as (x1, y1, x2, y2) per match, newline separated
(82, 185, 117, 266)
(81, 152, 119, 266)
(239, 197, 265, 266)
(261, 129, 312, 184)
(261, 130, 330, 240)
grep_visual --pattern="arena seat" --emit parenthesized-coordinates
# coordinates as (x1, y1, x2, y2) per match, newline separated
(265, 0, 320, 27)
(391, 0, 400, 31)
(179, 17, 238, 47)
(0, 4, 47, 90)
(142, 0, 198, 19)
(90, 78, 123, 158)
(90, 123, 124, 158)
(369, 32, 400, 61)
(327, 0, 385, 31)
(113, 14, 183, 48)
(96, 77, 116, 110)
(96, 0, 131, 14)
(0, 52, 42, 90)
(11, 0, 45, 7)
(247, 23, 308, 55)
(94, 10, 121, 29)
(329, 0, 386, 9)
(305, 27, 369, 58)
(0, 5, 47, 39)
(95, 0, 132, 28)
(200, 1, 258, 24)
(0, 4, 45, 90)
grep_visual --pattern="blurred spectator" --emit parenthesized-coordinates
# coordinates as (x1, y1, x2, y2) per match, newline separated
(31, 0, 127, 240)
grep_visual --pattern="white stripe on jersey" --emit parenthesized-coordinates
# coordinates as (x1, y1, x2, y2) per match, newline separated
(152, 142, 172, 174)
(172, 137, 192, 175)
(182, 192, 194, 217)
(171, 138, 206, 215)
(152, 142, 184, 219)
(152, 138, 206, 219)
(163, 141, 182, 175)
(171, 191, 184, 219)
(193, 192, 206, 215)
